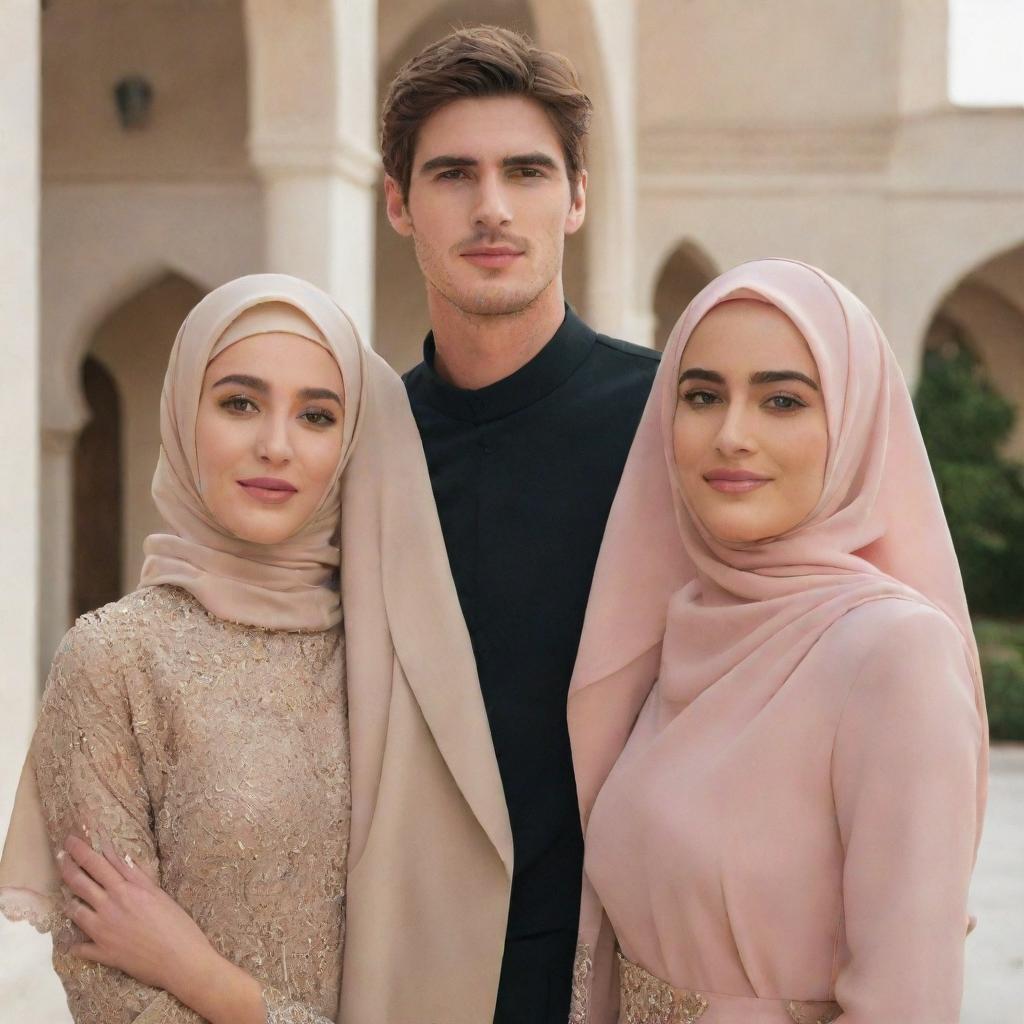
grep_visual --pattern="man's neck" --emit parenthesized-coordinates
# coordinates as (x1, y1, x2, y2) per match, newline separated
(427, 280, 567, 391)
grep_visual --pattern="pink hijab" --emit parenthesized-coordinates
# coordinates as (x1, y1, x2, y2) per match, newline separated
(139, 275, 366, 631)
(568, 257, 987, 840)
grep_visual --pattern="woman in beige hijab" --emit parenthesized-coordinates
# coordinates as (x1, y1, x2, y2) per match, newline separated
(0, 274, 513, 1023)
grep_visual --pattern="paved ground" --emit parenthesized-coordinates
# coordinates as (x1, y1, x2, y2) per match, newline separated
(2, 746, 1022, 1023)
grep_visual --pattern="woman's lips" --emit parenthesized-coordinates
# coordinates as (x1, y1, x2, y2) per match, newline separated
(237, 478, 298, 504)
(704, 471, 771, 494)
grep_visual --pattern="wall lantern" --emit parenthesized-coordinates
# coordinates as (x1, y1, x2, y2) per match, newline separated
(113, 75, 153, 131)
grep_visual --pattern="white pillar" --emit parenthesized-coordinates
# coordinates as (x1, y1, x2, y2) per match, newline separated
(0, 7, 69, 1018)
(246, 0, 380, 341)
(0, 0, 41, 824)
(254, 142, 379, 340)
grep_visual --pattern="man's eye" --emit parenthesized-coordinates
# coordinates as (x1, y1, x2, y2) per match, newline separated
(438, 168, 468, 180)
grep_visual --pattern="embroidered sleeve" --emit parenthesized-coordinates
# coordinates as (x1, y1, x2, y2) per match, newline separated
(263, 986, 336, 1024)
(569, 942, 593, 1024)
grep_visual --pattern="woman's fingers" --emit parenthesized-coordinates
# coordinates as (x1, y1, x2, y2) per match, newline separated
(100, 839, 153, 888)
(65, 897, 101, 939)
(64, 833, 125, 893)
(68, 940, 116, 968)
(56, 850, 105, 909)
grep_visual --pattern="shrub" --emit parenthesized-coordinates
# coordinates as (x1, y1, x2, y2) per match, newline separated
(975, 619, 1024, 742)
(915, 344, 1024, 618)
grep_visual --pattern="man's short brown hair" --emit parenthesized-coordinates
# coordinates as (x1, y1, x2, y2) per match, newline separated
(381, 25, 592, 201)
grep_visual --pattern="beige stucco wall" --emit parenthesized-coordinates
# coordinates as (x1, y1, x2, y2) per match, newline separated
(43, 0, 249, 182)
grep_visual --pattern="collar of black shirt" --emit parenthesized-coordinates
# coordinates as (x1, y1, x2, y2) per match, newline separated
(413, 305, 596, 423)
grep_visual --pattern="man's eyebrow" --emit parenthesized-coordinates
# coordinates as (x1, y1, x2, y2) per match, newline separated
(679, 367, 725, 384)
(299, 387, 343, 405)
(502, 152, 558, 169)
(750, 370, 820, 390)
(212, 373, 268, 392)
(419, 155, 477, 173)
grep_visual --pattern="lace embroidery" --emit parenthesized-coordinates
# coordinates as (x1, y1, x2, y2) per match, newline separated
(618, 954, 708, 1024)
(568, 942, 593, 1024)
(263, 986, 336, 1024)
(23, 586, 349, 1024)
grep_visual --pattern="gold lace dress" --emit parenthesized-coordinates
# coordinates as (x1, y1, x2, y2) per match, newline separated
(20, 584, 349, 1024)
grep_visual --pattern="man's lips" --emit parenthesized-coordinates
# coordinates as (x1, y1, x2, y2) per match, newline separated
(238, 478, 298, 504)
(703, 469, 771, 494)
(460, 247, 524, 269)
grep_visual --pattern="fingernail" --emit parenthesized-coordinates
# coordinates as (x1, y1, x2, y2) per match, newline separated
(56, 850, 65, 862)
(124, 854, 135, 869)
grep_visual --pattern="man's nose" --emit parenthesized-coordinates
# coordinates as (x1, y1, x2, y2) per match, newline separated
(472, 171, 513, 231)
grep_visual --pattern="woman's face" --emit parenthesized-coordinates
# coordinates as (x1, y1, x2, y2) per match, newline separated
(672, 299, 828, 545)
(195, 332, 345, 545)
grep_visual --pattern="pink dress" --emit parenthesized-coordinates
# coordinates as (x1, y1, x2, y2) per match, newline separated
(567, 260, 987, 1024)
(578, 599, 981, 1023)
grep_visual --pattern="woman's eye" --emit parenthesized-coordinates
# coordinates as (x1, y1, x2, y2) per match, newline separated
(765, 394, 806, 411)
(301, 408, 337, 427)
(221, 396, 257, 414)
(682, 389, 720, 407)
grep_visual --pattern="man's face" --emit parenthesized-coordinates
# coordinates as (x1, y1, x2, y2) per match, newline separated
(385, 95, 586, 317)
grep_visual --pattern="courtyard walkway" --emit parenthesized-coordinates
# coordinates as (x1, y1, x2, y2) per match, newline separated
(1, 747, 1022, 1022)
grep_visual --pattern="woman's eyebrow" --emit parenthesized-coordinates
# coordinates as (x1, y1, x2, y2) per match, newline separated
(679, 367, 725, 384)
(299, 387, 343, 405)
(750, 370, 820, 390)
(212, 373, 267, 391)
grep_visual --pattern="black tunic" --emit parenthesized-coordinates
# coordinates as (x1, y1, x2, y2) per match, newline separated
(404, 307, 659, 1023)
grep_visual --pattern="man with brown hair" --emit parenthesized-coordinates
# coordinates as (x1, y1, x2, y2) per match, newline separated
(383, 25, 658, 1022)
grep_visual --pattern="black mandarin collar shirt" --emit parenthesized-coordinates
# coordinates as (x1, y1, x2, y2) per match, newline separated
(409, 306, 595, 423)
(404, 307, 659, 1024)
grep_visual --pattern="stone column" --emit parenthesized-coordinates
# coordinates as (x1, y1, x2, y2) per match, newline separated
(246, 0, 379, 341)
(0, 6, 69, 1018)
(0, 0, 41, 819)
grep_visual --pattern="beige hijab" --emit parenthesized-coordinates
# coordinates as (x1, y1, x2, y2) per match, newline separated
(139, 284, 362, 631)
(1, 274, 513, 1023)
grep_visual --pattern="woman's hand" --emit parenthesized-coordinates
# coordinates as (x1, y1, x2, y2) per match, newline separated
(59, 833, 267, 1023)
(58, 832, 217, 995)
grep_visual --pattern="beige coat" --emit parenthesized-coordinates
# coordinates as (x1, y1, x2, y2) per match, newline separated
(338, 359, 513, 1024)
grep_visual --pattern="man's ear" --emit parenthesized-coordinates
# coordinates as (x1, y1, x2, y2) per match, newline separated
(565, 168, 587, 236)
(384, 175, 414, 237)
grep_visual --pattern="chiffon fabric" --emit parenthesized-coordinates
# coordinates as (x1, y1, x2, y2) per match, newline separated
(568, 259, 987, 1023)
(1, 274, 513, 1023)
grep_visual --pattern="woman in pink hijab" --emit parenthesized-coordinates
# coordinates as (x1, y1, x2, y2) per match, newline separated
(568, 259, 987, 1024)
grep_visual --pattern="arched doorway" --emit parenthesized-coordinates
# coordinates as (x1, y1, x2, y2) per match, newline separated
(921, 243, 1024, 458)
(84, 271, 205, 595)
(651, 240, 717, 351)
(73, 357, 123, 618)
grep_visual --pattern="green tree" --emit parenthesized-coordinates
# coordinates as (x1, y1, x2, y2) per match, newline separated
(915, 336, 1024, 618)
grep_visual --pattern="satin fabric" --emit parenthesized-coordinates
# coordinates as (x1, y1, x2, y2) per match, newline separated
(568, 259, 987, 1021)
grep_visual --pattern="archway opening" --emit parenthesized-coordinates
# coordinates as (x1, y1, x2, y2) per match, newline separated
(73, 357, 122, 617)
(651, 241, 717, 351)
(921, 243, 1024, 458)
(83, 271, 205, 600)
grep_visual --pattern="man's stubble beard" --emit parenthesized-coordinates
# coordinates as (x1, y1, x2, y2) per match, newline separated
(411, 226, 562, 319)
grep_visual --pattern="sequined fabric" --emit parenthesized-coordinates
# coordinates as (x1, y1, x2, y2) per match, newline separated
(26, 585, 349, 1023)
(618, 954, 708, 1024)
(568, 942, 593, 1024)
